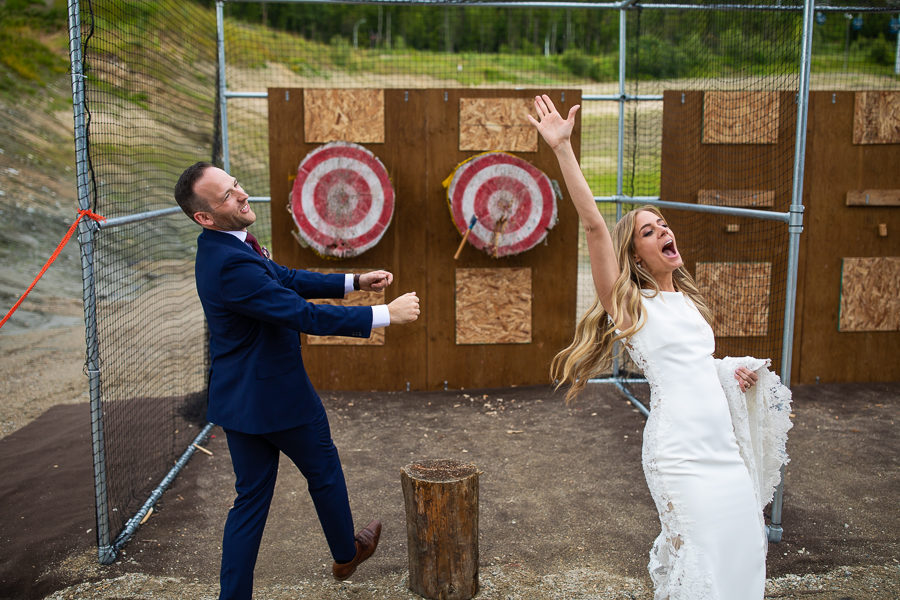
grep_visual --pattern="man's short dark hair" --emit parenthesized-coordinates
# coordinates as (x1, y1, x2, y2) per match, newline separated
(174, 161, 214, 223)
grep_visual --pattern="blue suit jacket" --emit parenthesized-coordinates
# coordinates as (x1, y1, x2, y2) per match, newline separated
(195, 229, 372, 433)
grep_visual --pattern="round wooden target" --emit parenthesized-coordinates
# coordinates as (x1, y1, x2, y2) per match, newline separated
(291, 141, 394, 258)
(447, 152, 557, 258)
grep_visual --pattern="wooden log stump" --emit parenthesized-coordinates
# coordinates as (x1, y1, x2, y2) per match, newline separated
(401, 459, 480, 600)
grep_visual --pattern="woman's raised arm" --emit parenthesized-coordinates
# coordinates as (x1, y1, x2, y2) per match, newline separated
(528, 94, 624, 324)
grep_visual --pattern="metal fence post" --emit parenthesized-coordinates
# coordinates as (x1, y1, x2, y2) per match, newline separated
(769, 0, 815, 544)
(217, 1, 232, 173)
(895, 13, 899, 75)
(610, 2, 631, 380)
(67, 0, 115, 565)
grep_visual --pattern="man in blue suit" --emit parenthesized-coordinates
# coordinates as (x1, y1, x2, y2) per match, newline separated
(174, 162, 420, 600)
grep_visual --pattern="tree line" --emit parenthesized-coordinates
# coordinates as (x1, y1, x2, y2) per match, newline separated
(198, 1, 897, 57)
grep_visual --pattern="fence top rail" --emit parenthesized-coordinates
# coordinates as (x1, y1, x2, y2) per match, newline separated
(225, 91, 667, 101)
(222, 0, 897, 14)
(99, 198, 272, 230)
(223, 0, 623, 7)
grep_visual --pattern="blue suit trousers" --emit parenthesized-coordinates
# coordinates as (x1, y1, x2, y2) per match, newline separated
(218, 409, 356, 600)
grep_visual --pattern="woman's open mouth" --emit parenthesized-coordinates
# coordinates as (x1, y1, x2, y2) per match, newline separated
(662, 239, 678, 258)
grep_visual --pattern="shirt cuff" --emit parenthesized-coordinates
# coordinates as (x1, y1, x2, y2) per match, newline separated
(344, 274, 354, 296)
(371, 305, 391, 328)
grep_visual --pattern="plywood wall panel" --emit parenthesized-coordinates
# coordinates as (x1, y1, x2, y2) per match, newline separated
(838, 257, 900, 332)
(304, 268, 385, 346)
(852, 91, 900, 144)
(795, 91, 900, 382)
(269, 88, 578, 391)
(702, 92, 779, 144)
(425, 89, 580, 390)
(455, 268, 532, 344)
(269, 88, 428, 390)
(845, 189, 900, 206)
(698, 189, 774, 208)
(696, 262, 771, 337)
(459, 97, 538, 152)
(304, 89, 385, 144)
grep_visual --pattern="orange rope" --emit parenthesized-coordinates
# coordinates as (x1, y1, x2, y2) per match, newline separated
(0, 209, 106, 330)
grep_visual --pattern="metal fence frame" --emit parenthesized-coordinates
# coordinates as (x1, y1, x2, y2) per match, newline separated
(68, 0, 896, 563)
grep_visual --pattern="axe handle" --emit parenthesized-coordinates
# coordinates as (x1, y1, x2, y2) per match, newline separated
(453, 228, 474, 260)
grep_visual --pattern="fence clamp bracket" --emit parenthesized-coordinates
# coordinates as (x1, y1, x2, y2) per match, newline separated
(788, 204, 805, 234)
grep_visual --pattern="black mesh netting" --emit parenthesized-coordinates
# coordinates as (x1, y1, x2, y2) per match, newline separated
(69, 0, 898, 559)
(75, 0, 216, 552)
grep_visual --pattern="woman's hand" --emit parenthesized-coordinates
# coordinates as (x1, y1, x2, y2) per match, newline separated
(734, 367, 758, 393)
(527, 94, 580, 152)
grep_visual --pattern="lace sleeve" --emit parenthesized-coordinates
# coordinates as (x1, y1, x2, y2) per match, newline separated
(715, 356, 793, 509)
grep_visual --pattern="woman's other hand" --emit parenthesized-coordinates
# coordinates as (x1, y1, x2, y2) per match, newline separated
(734, 367, 759, 393)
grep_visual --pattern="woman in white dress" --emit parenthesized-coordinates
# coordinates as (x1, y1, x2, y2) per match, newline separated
(528, 94, 787, 599)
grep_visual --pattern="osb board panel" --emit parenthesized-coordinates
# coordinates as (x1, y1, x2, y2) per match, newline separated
(838, 257, 900, 332)
(698, 189, 774, 208)
(269, 88, 428, 390)
(425, 89, 580, 389)
(852, 91, 900, 145)
(845, 190, 900, 206)
(702, 92, 779, 144)
(696, 263, 771, 337)
(455, 268, 532, 344)
(303, 269, 385, 345)
(459, 97, 538, 152)
(304, 89, 385, 143)
(795, 91, 900, 383)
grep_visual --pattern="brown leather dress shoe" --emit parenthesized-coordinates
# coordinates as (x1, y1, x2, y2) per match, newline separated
(332, 520, 382, 581)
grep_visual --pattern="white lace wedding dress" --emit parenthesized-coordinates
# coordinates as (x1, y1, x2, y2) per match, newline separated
(623, 290, 792, 600)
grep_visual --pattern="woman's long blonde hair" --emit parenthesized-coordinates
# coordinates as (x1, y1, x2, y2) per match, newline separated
(551, 206, 712, 402)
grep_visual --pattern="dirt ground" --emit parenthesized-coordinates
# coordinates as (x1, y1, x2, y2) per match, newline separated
(0, 316, 897, 600)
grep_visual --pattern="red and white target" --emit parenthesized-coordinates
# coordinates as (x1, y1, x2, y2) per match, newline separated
(447, 152, 557, 258)
(291, 141, 394, 259)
